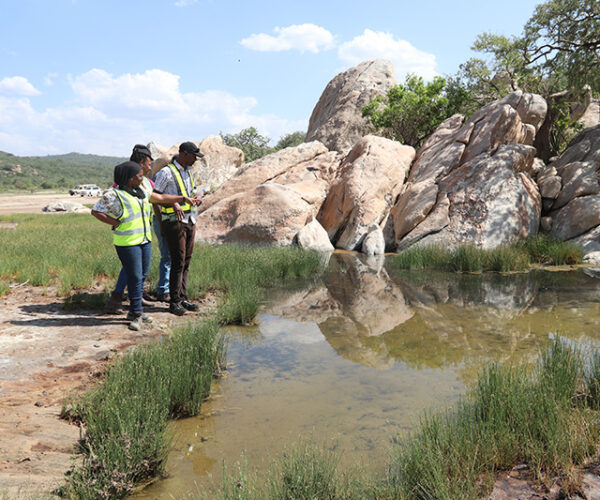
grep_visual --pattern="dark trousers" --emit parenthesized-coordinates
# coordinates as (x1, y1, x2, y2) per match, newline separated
(161, 220, 195, 304)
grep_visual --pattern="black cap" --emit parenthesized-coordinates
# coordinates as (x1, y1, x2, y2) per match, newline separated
(179, 141, 204, 158)
(132, 144, 153, 160)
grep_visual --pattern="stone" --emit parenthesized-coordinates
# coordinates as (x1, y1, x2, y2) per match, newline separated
(42, 201, 89, 213)
(361, 225, 385, 255)
(552, 161, 600, 209)
(195, 183, 317, 246)
(538, 175, 562, 200)
(318, 135, 415, 251)
(551, 194, 600, 240)
(392, 92, 546, 250)
(296, 218, 334, 253)
(306, 59, 396, 153)
(199, 141, 330, 213)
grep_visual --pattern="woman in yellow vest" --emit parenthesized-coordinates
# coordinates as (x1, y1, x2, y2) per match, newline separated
(91, 161, 197, 331)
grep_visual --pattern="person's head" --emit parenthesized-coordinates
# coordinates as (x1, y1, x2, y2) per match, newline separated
(178, 141, 204, 168)
(114, 161, 143, 189)
(130, 144, 153, 175)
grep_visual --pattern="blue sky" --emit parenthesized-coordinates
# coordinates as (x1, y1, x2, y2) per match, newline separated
(0, 0, 541, 156)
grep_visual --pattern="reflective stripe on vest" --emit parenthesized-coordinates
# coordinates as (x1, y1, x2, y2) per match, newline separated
(113, 188, 153, 246)
(161, 164, 195, 214)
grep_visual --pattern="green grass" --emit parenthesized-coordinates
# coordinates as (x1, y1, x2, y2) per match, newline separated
(0, 214, 323, 324)
(205, 337, 600, 500)
(60, 321, 225, 499)
(390, 235, 584, 272)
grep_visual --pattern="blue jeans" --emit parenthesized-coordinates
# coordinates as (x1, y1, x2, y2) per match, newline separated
(114, 267, 128, 295)
(115, 242, 151, 315)
(153, 216, 171, 295)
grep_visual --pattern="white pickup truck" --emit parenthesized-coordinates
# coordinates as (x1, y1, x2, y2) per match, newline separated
(69, 184, 102, 197)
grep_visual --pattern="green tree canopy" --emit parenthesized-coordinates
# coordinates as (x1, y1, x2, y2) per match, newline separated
(362, 75, 468, 149)
(220, 127, 274, 163)
(275, 131, 306, 150)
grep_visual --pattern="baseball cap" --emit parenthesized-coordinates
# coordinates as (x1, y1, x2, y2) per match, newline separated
(132, 144, 154, 160)
(179, 141, 204, 158)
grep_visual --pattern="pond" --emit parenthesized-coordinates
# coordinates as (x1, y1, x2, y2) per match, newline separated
(136, 253, 600, 499)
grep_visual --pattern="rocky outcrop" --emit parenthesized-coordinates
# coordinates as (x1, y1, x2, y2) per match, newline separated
(149, 137, 243, 191)
(318, 135, 414, 250)
(543, 125, 600, 262)
(391, 91, 547, 250)
(305, 60, 396, 153)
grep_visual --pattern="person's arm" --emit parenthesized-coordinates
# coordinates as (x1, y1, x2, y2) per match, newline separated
(149, 191, 196, 206)
(91, 209, 120, 229)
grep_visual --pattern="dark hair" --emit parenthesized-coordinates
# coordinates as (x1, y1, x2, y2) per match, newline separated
(130, 144, 152, 164)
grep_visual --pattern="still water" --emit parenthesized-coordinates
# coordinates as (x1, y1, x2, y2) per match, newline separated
(138, 253, 600, 498)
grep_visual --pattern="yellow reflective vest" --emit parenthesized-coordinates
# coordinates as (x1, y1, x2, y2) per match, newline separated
(160, 164, 195, 214)
(113, 178, 153, 246)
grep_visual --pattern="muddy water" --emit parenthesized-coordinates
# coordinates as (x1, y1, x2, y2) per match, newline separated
(137, 255, 600, 499)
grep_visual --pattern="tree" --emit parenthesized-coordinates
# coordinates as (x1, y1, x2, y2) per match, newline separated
(220, 127, 274, 162)
(362, 75, 468, 149)
(275, 131, 306, 150)
(452, 0, 599, 159)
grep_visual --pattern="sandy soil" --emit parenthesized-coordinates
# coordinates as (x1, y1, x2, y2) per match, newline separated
(0, 192, 100, 215)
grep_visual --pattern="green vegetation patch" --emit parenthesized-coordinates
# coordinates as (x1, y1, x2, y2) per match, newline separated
(389, 235, 583, 273)
(60, 320, 225, 499)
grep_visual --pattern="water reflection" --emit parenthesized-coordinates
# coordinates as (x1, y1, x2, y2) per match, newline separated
(268, 254, 600, 374)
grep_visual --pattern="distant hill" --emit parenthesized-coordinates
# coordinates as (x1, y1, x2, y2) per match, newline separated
(0, 151, 127, 192)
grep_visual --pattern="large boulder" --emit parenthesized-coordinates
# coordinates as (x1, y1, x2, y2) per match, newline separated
(318, 135, 415, 250)
(199, 141, 331, 213)
(545, 125, 600, 261)
(391, 91, 547, 250)
(305, 60, 396, 153)
(149, 136, 243, 191)
(194, 183, 317, 246)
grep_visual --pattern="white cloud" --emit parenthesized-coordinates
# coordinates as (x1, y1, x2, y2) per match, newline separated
(339, 29, 438, 80)
(0, 76, 41, 96)
(241, 24, 335, 53)
(0, 69, 304, 156)
(44, 73, 59, 86)
(174, 0, 198, 6)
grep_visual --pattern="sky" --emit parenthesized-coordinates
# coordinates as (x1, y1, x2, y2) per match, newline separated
(0, 0, 543, 156)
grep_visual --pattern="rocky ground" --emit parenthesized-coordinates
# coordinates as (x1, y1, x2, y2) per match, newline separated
(0, 285, 216, 498)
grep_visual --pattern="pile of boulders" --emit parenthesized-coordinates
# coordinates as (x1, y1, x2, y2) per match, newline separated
(149, 59, 600, 263)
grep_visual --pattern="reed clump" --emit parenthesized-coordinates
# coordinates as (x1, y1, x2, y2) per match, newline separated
(60, 320, 224, 499)
(391, 235, 583, 272)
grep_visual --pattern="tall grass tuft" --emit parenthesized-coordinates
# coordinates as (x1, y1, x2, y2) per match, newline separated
(62, 321, 224, 499)
(385, 337, 600, 499)
(390, 235, 583, 273)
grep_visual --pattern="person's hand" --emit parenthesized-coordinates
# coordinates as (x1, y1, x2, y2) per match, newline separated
(173, 202, 184, 221)
(192, 194, 203, 206)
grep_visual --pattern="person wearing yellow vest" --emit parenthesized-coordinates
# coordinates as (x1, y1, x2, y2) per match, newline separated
(153, 142, 204, 316)
(91, 161, 199, 331)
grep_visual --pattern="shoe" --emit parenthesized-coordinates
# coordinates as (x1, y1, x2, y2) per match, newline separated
(128, 316, 143, 331)
(169, 302, 186, 316)
(181, 300, 199, 311)
(126, 312, 153, 323)
(156, 293, 170, 303)
(105, 292, 123, 314)
(141, 297, 153, 307)
(143, 292, 155, 302)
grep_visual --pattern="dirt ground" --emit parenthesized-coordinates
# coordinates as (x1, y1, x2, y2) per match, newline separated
(0, 191, 100, 216)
